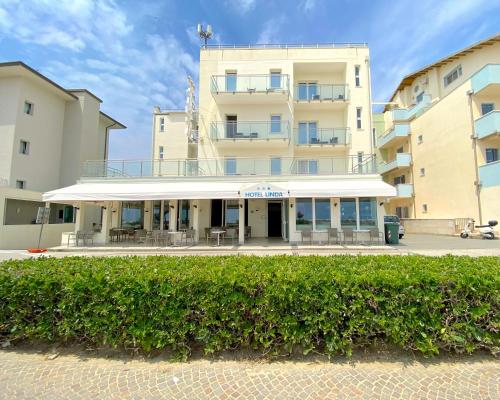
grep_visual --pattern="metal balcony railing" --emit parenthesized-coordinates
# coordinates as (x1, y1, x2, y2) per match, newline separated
(81, 155, 378, 179)
(293, 128, 350, 145)
(294, 84, 349, 101)
(211, 74, 290, 93)
(210, 121, 290, 140)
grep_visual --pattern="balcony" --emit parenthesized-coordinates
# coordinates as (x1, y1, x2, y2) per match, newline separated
(391, 95, 431, 122)
(377, 124, 410, 149)
(471, 64, 500, 95)
(474, 111, 500, 140)
(293, 84, 349, 109)
(210, 74, 290, 104)
(210, 121, 290, 147)
(81, 155, 378, 179)
(396, 183, 413, 198)
(479, 160, 500, 188)
(294, 128, 350, 146)
(379, 153, 412, 174)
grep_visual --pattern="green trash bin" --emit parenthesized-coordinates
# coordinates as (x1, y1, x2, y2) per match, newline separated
(384, 222, 400, 244)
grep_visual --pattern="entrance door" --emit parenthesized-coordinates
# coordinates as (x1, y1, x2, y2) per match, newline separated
(267, 201, 282, 237)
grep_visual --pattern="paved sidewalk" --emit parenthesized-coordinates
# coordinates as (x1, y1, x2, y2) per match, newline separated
(0, 350, 498, 399)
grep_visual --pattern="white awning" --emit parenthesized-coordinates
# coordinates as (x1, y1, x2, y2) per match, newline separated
(43, 178, 397, 203)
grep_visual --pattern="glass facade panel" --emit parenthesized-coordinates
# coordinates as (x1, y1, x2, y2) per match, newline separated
(296, 198, 313, 231)
(225, 158, 236, 175)
(271, 158, 281, 175)
(121, 201, 144, 229)
(270, 73, 281, 89)
(163, 202, 170, 230)
(178, 200, 190, 229)
(226, 74, 236, 91)
(340, 198, 356, 228)
(270, 115, 281, 133)
(359, 197, 377, 229)
(315, 199, 331, 230)
(152, 200, 161, 230)
(225, 200, 239, 226)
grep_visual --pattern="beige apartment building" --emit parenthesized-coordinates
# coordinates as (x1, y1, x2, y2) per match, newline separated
(0, 61, 124, 249)
(45, 43, 395, 245)
(379, 34, 500, 231)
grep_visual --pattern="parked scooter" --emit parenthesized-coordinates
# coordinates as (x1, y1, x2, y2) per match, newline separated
(460, 219, 498, 239)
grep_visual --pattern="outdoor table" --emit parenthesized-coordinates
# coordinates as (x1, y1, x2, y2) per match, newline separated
(113, 228, 127, 242)
(211, 230, 226, 246)
(167, 231, 183, 246)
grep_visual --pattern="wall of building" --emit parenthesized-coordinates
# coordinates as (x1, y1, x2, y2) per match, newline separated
(152, 112, 189, 160)
(0, 77, 20, 185)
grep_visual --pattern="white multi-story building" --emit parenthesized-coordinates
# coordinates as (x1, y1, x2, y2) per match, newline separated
(0, 61, 124, 249)
(45, 44, 395, 245)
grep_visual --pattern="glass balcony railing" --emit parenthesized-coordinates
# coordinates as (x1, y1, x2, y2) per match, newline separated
(471, 64, 500, 94)
(210, 121, 290, 140)
(474, 110, 500, 140)
(377, 124, 410, 148)
(294, 84, 349, 101)
(379, 153, 412, 174)
(479, 160, 500, 188)
(293, 128, 350, 145)
(391, 94, 431, 121)
(81, 155, 378, 179)
(396, 183, 413, 198)
(211, 74, 290, 93)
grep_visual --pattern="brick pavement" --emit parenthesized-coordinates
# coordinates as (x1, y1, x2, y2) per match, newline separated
(0, 350, 498, 399)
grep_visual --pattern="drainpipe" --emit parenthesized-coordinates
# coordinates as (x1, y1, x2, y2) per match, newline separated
(366, 56, 375, 155)
(466, 90, 483, 224)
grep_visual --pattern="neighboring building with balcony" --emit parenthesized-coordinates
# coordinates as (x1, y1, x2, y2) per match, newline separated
(379, 33, 500, 226)
(0, 61, 125, 249)
(44, 43, 396, 245)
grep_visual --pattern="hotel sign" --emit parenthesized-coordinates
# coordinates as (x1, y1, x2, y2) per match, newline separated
(241, 184, 288, 199)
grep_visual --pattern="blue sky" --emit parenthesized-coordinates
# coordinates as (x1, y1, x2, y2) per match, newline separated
(1, 0, 499, 159)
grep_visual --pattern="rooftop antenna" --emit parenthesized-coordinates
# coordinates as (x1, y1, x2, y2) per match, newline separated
(197, 23, 212, 48)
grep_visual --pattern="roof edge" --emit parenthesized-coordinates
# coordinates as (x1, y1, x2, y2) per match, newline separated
(100, 111, 126, 129)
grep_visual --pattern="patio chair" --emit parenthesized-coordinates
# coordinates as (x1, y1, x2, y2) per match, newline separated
(327, 228, 340, 244)
(224, 227, 238, 244)
(301, 229, 313, 245)
(109, 228, 120, 242)
(204, 227, 212, 244)
(134, 229, 148, 243)
(183, 229, 196, 245)
(245, 226, 251, 239)
(76, 231, 93, 246)
(342, 228, 355, 245)
(369, 227, 384, 245)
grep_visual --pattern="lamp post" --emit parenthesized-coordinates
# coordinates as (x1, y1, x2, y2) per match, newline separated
(197, 23, 213, 47)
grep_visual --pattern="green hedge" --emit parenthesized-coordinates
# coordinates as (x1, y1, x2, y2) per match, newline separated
(0, 255, 498, 359)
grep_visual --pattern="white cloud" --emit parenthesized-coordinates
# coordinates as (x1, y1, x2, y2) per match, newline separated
(299, 0, 317, 12)
(224, 0, 256, 14)
(0, 0, 199, 159)
(257, 16, 286, 44)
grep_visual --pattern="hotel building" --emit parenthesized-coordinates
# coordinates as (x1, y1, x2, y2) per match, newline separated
(44, 43, 396, 245)
(0, 61, 124, 249)
(379, 33, 500, 229)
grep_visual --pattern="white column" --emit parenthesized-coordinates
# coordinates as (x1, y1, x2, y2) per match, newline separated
(288, 198, 297, 244)
(170, 200, 178, 231)
(144, 201, 152, 231)
(238, 199, 245, 245)
(377, 197, 386, 232)
(355, 198, 360, 230)
(192, 200, 200, 242)
(331, 198, 340, 228)
(75, 202, 86, 232)
(95, 202, 111, 244)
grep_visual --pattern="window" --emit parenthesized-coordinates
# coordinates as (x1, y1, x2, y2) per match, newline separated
(314, 199, 331, 230)
(24, 101, 34, 115)
(270, 70, 282, 89)
(159, 146, 164, 159)
(297, 160, 318, 174)
(296, 198, 313, 231)
(226, 72, 237, 91)
(298, 122, 317, 144)
(443, 65, 462, 87)
(416, 92, 424, 103)
(396, 146, 404, 153)
(340, 198, 356, 229)
(159, 117, 165, 132)
(485, 148, 498, 163)
(414, 85, 420, 93)
(393, 175, 406, 185)
(356, 107, 362, 129)
(417, 134, 423, 144)
(481, 103, 495, 116)
(396, 206, 409, 219)
(121, 201, 144, 229)
(420, 168, 425, 176)
(178, 200, 190, 229)
(152, 200, 162, 230)
(422, 204, 428, 213)
(357, 151, 364, 173)
(270, 115, 281, 134)
(63, 206, 74, 223)
(359, 197, 377, 229)
(271, 157, 281, 175)
(19, 140, 30, 155)
(225, 200, 239, 226)
(298, 82, 318, 100)
(16, 180, 26, 189)
(354, 65, 360, 87)
(225, 158, 237, 175)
